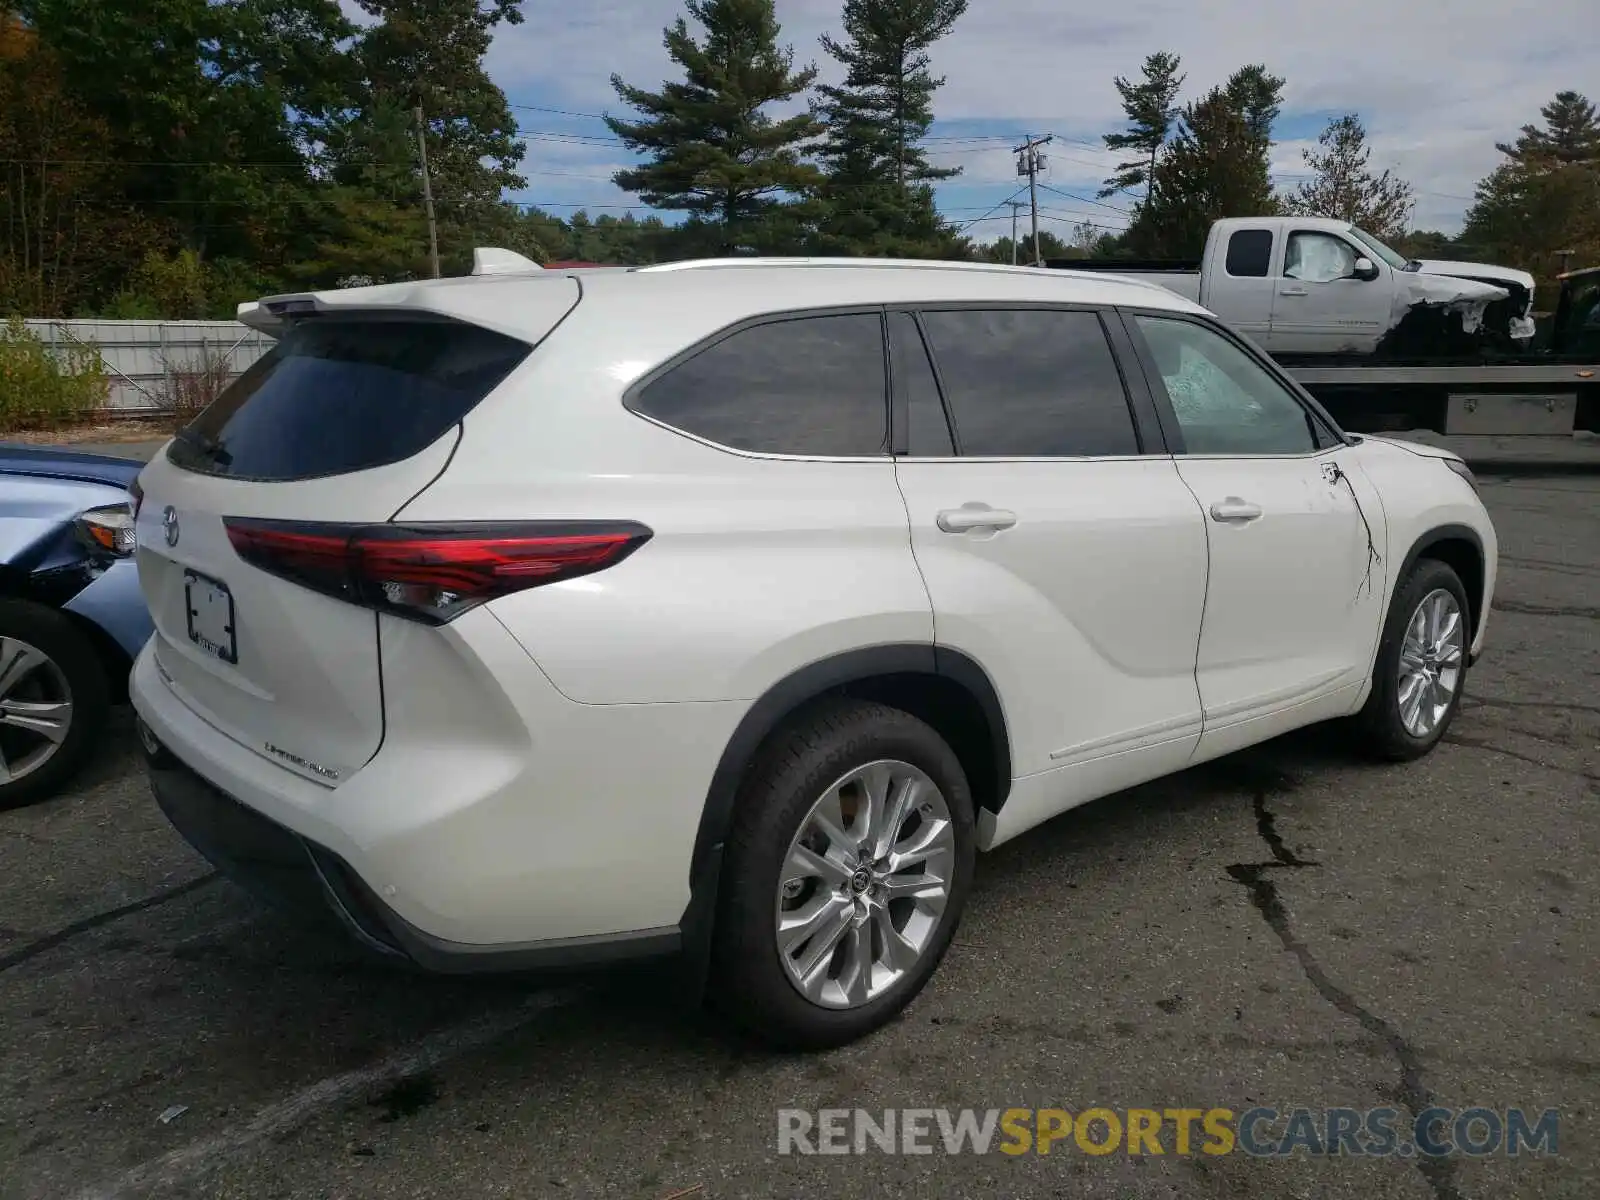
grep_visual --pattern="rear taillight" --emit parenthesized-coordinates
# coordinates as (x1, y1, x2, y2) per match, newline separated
(223, 519, 652, 624)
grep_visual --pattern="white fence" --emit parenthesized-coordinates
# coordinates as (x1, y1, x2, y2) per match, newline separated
(22, 319, 274, 412)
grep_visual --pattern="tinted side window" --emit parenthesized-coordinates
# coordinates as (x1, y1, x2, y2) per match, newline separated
(1225, 229, 1273, 277)
(919, 309, 1138, 457)
(889, 311, 953, 456)
(1134, 315, 1319, 455)
(631, 313, 887, 456)
(167, 318, 531, 481)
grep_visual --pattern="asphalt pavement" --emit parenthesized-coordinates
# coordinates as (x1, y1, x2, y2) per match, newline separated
(0, 444, 1595, 1199)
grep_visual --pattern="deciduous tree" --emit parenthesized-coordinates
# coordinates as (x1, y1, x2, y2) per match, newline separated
(1282, 114, 1415, 240)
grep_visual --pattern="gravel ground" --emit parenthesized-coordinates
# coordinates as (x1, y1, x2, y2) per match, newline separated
(0, 448, 1594, 1200)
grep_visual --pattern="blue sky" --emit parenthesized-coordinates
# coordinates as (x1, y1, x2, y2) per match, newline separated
(467, 0, 1591, 241)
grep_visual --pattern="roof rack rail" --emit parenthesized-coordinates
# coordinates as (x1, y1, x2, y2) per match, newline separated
(634, 256, 1091, 275)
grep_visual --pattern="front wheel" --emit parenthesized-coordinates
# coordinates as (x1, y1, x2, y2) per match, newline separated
(1350, 559, 1471, 761)
(0, 600, 110, 809)
(710, 698, 976, 1051)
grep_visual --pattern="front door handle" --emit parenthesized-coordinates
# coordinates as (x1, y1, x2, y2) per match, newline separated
(1279, 285, 1308, 296)
(937, 503, 1017, 533)
(1209, 497, 1263, 523)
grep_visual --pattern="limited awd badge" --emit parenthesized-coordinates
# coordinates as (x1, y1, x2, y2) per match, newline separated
(161, 505, 180, 547)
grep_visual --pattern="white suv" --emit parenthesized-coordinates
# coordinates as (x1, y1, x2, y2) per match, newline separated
(129, 255, 1498, 1049)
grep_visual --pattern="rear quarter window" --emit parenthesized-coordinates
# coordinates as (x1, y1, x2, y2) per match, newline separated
(627, 312, 889, 457)
(166, 317, 531, 481)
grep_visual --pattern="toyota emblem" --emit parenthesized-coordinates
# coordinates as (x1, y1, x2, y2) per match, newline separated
(161, 505, 180, 548)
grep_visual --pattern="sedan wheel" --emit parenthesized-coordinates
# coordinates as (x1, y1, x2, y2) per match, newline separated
(0, 600, 110, 810)
(0, 636, 76, 786)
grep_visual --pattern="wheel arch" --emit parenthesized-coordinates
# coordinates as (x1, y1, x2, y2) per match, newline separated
(1396, 523, 1486, 644)
(677, 644, 1012, 989)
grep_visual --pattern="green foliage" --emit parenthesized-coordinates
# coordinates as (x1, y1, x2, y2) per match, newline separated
(604, 0, 823, 251)
(1281, 114, 1415, 240)
(1494, 90, 1600, 166)
(4, 0, 528, 315)
(1124, 66, 1285, 259)
(0, 315, 107, 431)
(1100, 51, 1184, 200)
(807, 0, 969, 257)
(1462, 91, 1600, 296)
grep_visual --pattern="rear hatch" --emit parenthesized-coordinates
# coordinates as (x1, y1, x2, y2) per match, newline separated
(134, 298, 565, 784)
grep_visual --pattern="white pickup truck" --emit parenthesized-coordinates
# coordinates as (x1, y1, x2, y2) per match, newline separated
(1054, 216, 1537, 360)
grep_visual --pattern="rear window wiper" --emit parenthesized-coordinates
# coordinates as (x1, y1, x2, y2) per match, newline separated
(174, 426, 232, 467)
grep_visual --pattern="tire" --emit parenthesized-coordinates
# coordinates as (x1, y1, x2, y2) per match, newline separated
(1350, 558, 1471, 762)
(710, 697, 976, 1051)
(0, 599, 111, 810)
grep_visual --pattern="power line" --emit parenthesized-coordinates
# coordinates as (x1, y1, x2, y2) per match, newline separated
(1035, 181, 1129, 216)
(955, 186, 1029, 233)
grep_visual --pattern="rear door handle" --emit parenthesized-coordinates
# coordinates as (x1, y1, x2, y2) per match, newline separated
(1279, 285, 1308, 296)
(1209, 497, 1263, 523)
(937, 504, 1017, 533)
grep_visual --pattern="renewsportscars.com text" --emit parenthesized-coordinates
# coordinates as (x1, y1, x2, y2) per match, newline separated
(777, 1106, 1560, 1159)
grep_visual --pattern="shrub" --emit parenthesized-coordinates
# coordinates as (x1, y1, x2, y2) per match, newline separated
(150, 342, 234, 429)
(0, 316, 109, 431)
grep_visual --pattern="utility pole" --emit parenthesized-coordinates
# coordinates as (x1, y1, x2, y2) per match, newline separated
(1014, 134, 1052, 266)
(414, 106, 441, 279)
(1006, 201, 1027, 264)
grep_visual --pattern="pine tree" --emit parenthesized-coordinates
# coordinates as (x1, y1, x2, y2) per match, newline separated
(809, 0, 968, 256)
(1283, 114, 1415, 239)
(342, 0, 528, 275)
(1099, 51, 1184, 200)
(1462, 91, 1599, 291)
(1495, 90, 1600, 166)
(605, 0, 823, 252)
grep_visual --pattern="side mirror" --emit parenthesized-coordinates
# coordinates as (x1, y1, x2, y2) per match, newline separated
(1352, 256, 1380, 282)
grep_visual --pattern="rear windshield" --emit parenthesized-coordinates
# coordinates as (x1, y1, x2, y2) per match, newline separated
(166, 316, 530, 480)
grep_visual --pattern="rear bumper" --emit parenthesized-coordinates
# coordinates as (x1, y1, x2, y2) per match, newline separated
(145, 747, 681, 973)
(129, 619, 743, 961)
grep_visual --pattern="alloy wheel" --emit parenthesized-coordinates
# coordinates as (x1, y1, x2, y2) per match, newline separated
(0, 636, 76, 785)
(1397, 588, 1465, 738)
(774, 759, 955, 1009)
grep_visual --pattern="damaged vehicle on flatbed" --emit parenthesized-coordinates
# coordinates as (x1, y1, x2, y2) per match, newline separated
(1052, 217, 1536, 359)
(1050, 220, 1600, 439)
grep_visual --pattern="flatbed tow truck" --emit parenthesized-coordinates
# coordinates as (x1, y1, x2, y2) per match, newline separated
(1050, 220, 1600, 440)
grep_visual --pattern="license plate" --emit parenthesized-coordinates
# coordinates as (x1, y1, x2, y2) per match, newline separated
(184, 570, 238, 664)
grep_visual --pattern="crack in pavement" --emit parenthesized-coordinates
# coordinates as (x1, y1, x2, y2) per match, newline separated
(0, 873, 219, 975)
(1443, 734, 1600, 783)
(1461, 695, 1600, 717)
(1491, 599, 1600, 621)
(1226, 790, 1464, 1200)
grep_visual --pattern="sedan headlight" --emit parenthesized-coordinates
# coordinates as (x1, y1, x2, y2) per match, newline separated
(75, 503, 137, 557)
(1443, 457, 1478, 494)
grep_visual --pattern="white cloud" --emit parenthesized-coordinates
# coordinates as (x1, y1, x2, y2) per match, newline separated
(491, 0, 1593, 234)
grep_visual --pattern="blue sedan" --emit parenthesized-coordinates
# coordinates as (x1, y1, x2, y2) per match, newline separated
(1, 444, 154, 808)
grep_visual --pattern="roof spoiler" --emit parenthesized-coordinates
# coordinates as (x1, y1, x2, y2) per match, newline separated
(236, 299, 288, 335)
(471, 247, 543, 276)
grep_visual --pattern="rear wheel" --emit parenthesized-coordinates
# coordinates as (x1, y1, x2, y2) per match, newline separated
(710, 698, 975, 1050)
(1351, 559, 1470, 761)
(0, 600, 110, 810)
